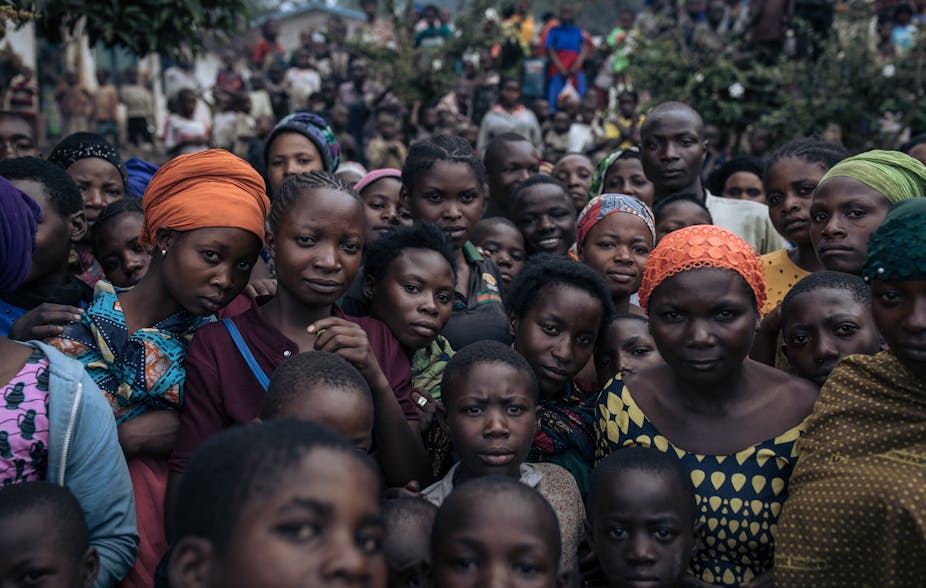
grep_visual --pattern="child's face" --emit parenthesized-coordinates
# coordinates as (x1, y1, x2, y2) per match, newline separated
(474, 223, 525, 289)
(552, 155, 594, 212)
(384, 515, 432, 588)
(654, 201, 711, 243)
(552, 113, 571, 134)
(11, 179, 85, 286)
(160, 227, 262, 316)
(361, 177, 411, 243)
(432, 495, 560, 588)
(207, 449, 387, 588)
(367, 248, 455, 351)
(595, 318, 663, 389)
(721, 171, 765, 204)
(782, 289, 881, 386)
(268, 189, 365, 309)
(513, 184, 577, 257)
(871, 279, 926, 378)
(487, 142, 540, 205)
(0, 116, 39, 160)
(446, 361, 537, 480)
(0, 509, 98, 588)
(66, 158, 125, 229)
(580, 213, 652, 302)
(603, 159, 655, 208)
(404, 161, 484, 251)
(765, 157, 824, 246)
(266, 132, 325, 195)
(378, 115, 399, 140)
(94, 212, 151, 288)
(589, 469, 696, 588)
(810, 177, 890, 274)
(275, 385, 374, 453)
(180, 92, 197, 117)
(511, 285, 603, 399)
(500, 80, 521, 107)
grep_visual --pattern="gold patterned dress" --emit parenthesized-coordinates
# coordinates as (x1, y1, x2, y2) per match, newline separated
(595, 377, 804, 586)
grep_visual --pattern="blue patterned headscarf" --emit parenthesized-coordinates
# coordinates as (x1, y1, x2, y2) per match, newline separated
(263, 111, 341, 174)
(0, 177, 40, 293)
(575, 193, 656, 253)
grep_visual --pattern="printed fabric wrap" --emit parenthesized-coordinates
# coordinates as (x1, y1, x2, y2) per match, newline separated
(575, 193, 655, 253)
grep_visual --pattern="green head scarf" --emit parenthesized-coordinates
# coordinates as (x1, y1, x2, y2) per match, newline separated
(817, 149, 926, 204)
(863, 198, 926, 281)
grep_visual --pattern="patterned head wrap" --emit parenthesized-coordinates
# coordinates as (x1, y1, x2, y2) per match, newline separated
(638, 225, 766, 311)
(862, 199, 926, 281)
(817, 149, 926, 204)
(141, 149, 270, 246)
(587, 147, 639, 201)
(0, 177, 40, 293)
(125, 157, 159, 198)
(263, 111, 341, 174)
(354, 168, 401, 193)
(575, 193, 655, 253)
(47, 132, 127, 187)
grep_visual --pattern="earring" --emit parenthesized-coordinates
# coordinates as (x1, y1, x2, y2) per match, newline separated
(161, 249, 167, 256)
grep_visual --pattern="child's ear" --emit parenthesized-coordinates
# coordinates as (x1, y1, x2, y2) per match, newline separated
(68, 211, 88, 243)
(399, 185, 410, 209)
(79, 546, 99, 588)
(507, 311, 519, 338)
(361, 273, 377, 301)
(168, 537, 216, 588)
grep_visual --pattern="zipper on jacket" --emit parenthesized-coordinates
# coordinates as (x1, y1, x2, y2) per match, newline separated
(58, 381, 81, 485)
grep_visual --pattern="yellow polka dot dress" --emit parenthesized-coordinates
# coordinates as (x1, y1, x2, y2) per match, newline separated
(760, 248, 812, 316)
(595, 378, 804, 586)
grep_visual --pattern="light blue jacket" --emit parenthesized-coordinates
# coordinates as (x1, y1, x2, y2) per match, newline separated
(32, 341, 138, 588)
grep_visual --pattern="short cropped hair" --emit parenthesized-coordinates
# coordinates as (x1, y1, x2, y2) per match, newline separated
(170, 420, 379, 551)
(442, 340, 539, 404)
(363, 222, 456, 287)
(0, 482, 89, 558)
(652, 192, 714, 225)
(780, 271, 872, 327)
(510, 174, 571, 209)
(0, 156, 83, 215)
(260, 352, 371, 420)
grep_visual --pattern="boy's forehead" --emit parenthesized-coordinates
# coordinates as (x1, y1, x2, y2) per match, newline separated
(0, 117, 35, 139)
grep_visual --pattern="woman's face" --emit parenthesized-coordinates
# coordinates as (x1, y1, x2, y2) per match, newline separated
(67, 157, 124, 228)
(871, 279, 926, 378)
(404, 161, 484, 251)
(268, 188, 365, 310)
(603, 158, 655, 208)
(159, 226, 262, 316)
(552, 154, 594, 212)
(94, 213, 151, 288)
(267, 133, 324, 195)
(810, 177, 890, 274)
(647, 268, 759, 386)
(580, 213, 652, 302)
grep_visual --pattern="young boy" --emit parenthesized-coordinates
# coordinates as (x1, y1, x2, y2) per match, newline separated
(260, 351, 374, 454)
(0, 157, 90, 339)
(484, 133, 541, 218)
(382, 497, 437, 588)
(780, 271, 882, 387)
(421, 340, 584, 582)
(0, 482, 100, 588)
(652, 192, 714, 243)
(587, 447, 700, 588)
(471, 217, 526, 292)
(0, 111, 40, 160)
(594, 314, 664, 389)
(431, 475, 563, 588)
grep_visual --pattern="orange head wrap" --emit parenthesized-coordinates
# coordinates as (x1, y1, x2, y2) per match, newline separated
(638, 225, 766, 311)
(140, 149, 270, 246)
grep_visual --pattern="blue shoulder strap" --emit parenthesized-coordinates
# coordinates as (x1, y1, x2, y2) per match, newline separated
(222, 318, 270, 392)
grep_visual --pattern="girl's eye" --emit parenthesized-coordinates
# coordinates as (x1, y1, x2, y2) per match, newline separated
(847, 208, 866, 219)
(577, 335, 593, 345)
(715, 309, 738, 320)
(236, 260, 254, 271)
(811, 212, 828, 223)
(464, 406, 483, 416)
(596, 240, 614, 249)
(368, 201, 386, 210)
(633, 246, 650, 255)
(632, 177, 649, 187)
(451, 557, 477, 571)
(663, 311, 684, 322)
(799, 184, 816, 195)
(460, 193, 478, 204)
(767, 193, 783, 207)
(296, 235, 317, 246)
(403, 284, 421, 294)
(514, 562, 543, 575)
(630, 346, 652, 357)
(789, 334, 810, 346)
(342, 241, 361, 254)
(835, 323, 859, 336)
(298, 158, 313, 165)
(878, 290, 900, 304)
(511, 251, 525, 261)
(279, 522, 321, 542)
(426, 193, 443, 203)
(202, 250, 219, 262)
(654, 527, 676, 541)
(541, 324, 559, 335)
(608, 526, 628, 540)
(436, 293, 452, 304)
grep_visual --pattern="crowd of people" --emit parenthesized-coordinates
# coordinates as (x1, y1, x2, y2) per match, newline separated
(0, 1, 925, 587)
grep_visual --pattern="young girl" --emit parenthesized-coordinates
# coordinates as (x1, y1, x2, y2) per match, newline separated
(596, 225, 819, 586)
(810, 150, 926, 276)
(354, 168, 411, 244)
(0, 177, 136, 587)
(652, 192, 714, 243)
(761, 139, 848, 314)
(508, 255, 614, 495)
(552, 153, 595, 213)
(47, 132, 126, 287)
(511, 175, 577, 258)
(587, 147, 655, 207)
(263, 111, 340, 196)
(777, 199, 926, 586)
(165, 421, 387, 588)
(470, 217, 526, 292)
(91, 199, 151, 288)
(401, 135, 508, 349)
(576, 193, 655, 315)
(171, 171, 430, 488)
(707, 156, 767, 203)
(50, 149, 270, 587)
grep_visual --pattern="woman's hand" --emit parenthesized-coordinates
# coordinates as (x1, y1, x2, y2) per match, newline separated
(9, 304, 82, 341)
(308, 317, 385, 385)
(412, 389, 445, 434)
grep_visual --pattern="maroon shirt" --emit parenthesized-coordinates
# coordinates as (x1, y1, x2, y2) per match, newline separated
(169, 296, 417, 473)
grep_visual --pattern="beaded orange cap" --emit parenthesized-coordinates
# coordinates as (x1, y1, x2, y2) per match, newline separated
(638, 225, 766, 311)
